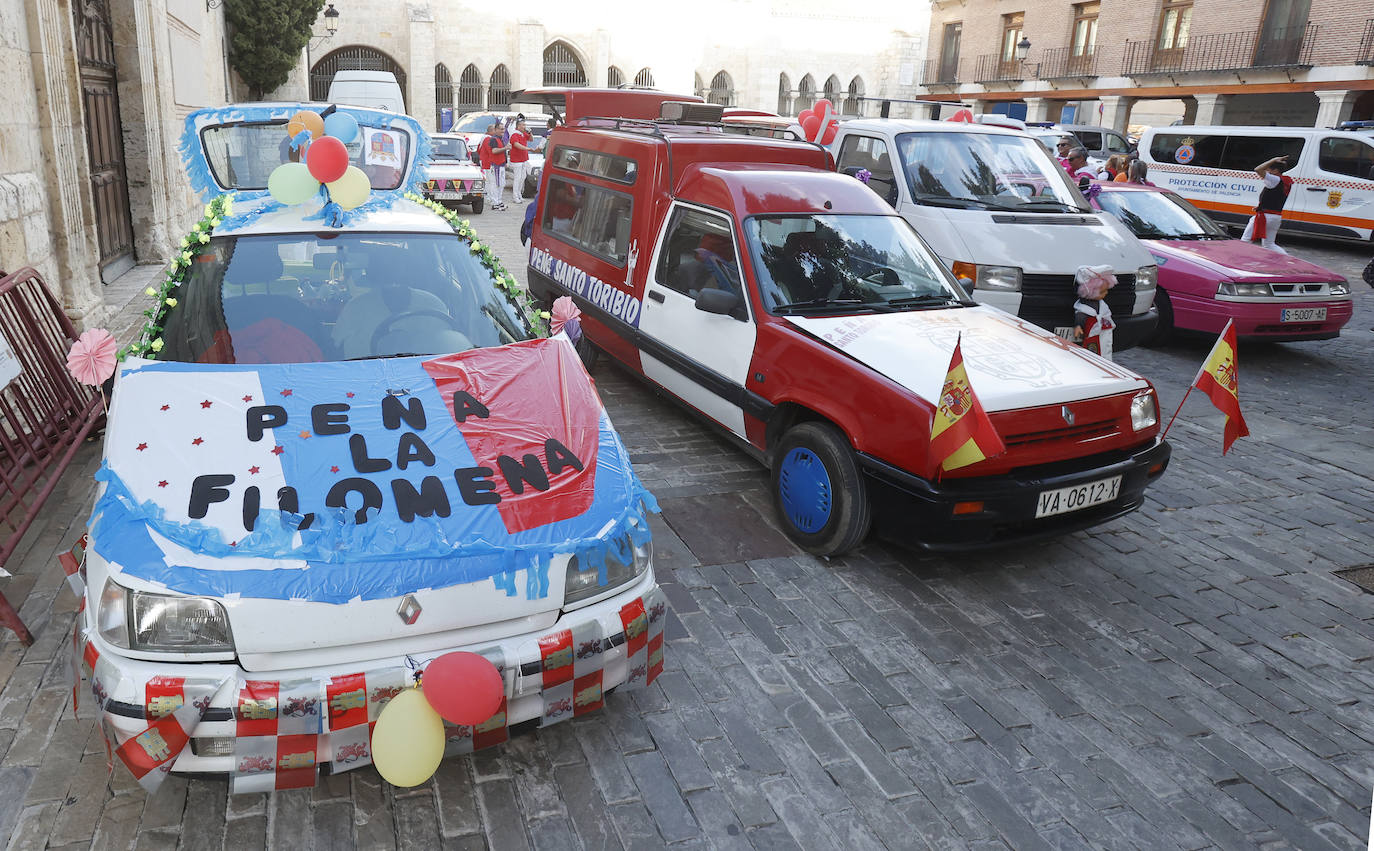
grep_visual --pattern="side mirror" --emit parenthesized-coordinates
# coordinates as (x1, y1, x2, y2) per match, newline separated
(694, 288, 742, 318)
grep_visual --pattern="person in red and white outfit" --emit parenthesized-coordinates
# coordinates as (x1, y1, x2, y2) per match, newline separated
(481, 123, 509, 211)
(1241, 155, 1292, 254)
(508, 116, 533, 206)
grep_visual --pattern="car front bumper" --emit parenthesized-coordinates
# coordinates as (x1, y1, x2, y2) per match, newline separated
(76, 571, 663, 786)
(859, 439, 1171, 550)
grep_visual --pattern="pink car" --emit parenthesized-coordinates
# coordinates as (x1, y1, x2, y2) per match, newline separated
(1090, 183, 1353, 344)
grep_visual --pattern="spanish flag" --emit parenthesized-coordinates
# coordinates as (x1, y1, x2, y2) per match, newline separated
(930, 335, 1005, 473)
(1193, 319, 1249, 454)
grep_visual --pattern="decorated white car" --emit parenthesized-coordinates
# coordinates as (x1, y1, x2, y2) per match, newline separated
(73, 103, 661, 792)
(423, 133, 485, 213)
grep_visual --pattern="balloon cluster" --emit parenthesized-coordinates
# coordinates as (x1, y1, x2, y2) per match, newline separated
(371, 651, 505, 787)
(267, 110, 371, 211)
(798, 98, 840, 146)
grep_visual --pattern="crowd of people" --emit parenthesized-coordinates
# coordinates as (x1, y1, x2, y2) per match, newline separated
(1054, 135, 1154, 186)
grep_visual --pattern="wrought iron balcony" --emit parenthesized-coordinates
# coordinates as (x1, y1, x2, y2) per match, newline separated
(1122, 24, 1317, 75)
(1038, 45, 1098, 79)
(921, 58, 962, 86)
(973, 53, 1023, 84)
(1358, 19, 1374, 65)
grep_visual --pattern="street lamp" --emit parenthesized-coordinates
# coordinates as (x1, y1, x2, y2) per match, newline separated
(307, 3, 341, 101)
(323, 4, 339, 35)
(1016, 37, 1032, 62)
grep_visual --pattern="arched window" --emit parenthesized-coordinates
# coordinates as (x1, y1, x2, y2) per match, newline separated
(708, 70, 733, 106)
(607, 66, 624, 87)
(489, 65, 511, 110)
(311, 45, 408, 111)
(777, 72, 791, 115)
(694, 72, 704, 97)
(845, 76, 864, 115)
(823, 75, 841, 106)
(634, 67, 655, 87)
(543, 41, 586, 86)
(435, 63, 453, 128)
(796, 74, 815, 111)
(457, 64, 482, 113)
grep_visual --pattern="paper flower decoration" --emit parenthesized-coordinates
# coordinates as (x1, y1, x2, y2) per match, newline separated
(550, 296, 582, 342)
(66, 328, 118, 386)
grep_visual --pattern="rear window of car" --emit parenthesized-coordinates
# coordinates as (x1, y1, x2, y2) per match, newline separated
(157, 233, 533, 364)
(549, 147, 638, 184)
(541, 177, 633, 266)
(201, 122, 411, 190)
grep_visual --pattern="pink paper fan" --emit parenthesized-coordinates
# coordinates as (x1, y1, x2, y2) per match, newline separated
(550, 296, 582, 341)
(67, 328, 119, 386)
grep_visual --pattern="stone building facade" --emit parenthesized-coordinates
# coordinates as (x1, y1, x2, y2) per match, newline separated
(0, 0, 231, 326)
(270, 1, 930, 127)
(922, 0, 1374, 131)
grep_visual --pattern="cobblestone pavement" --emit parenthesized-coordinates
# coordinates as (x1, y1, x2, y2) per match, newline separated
(1, 203, 1371, 850)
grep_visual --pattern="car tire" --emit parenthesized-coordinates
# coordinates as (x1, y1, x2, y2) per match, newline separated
(771, 422, 871, 557)
(471, 198, 484, 214)
(1142, 289, 1174, 347)
(573, 333, 599, 370)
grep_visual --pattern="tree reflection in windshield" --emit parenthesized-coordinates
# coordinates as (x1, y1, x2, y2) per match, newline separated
(898, 131, 1080, 209)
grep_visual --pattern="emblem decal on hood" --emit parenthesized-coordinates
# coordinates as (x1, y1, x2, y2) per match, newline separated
(1061, 405, 1075, 426)
(398, 595, 422, 625)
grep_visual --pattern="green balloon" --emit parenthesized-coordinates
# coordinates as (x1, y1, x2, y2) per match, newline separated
(268, 162, 319, 206)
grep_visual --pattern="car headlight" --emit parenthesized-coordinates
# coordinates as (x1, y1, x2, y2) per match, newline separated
(1130, 390, 1159, 431)
(951, 262, 1022, 292)
(564, 535, 652, 606)
(98, 579, 234, 653)
(1135, 265, 1157, 290)
(1217, 281, 1272, 297)
(474, 180, 484, 191)
(1330, 280, 1350, 296)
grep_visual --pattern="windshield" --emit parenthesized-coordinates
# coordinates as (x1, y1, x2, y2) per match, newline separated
(200, 122, 411, 190)
(1095, 190, 1228, 239)
(455, 113, 495, 132)
(157, 233, 534, 364)
(895, 131, 1086, 212)
(745, 214, 968, 315)
(432, 137, 469, 160)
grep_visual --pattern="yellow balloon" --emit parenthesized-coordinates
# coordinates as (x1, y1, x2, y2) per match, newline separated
(329, 166, 372, 211)
(287, 110, 324, 139)
(370, 687, 445, 787)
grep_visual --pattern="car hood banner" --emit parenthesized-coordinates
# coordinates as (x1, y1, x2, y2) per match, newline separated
(89, 338, 656, 604)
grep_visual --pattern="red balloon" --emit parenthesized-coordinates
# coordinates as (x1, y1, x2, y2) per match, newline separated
(422, 651, 504, 725)
(307, 136, 349, 184)
(814, 99, 833, 118)
(800, 115, 821, 141)
(820, 120, 838, 146)
(947, 108, 975, 123)
(797, 108, 816, 126)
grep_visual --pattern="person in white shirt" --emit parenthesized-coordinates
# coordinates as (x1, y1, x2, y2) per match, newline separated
(1064, 148, 1094, 182)
(1240, 155, 1292, 254)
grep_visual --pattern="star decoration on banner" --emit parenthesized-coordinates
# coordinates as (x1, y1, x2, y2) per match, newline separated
(346, 392, 355, 398)
(242, 395, 253, 403)
(248, 466, 260, 475)
(299, 431, 311, 440)
(330, 465, 340, 473)
(191, 437, 204, 446)
(158, 481, 168, 488)
(136, 442, 148, 451)
(160, 404, 170, 411)
(271, 445, 284, 456)
(281, 389, 293, 397)
(201, 400, 213, 409)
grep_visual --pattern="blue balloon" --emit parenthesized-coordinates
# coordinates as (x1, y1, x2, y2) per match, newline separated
(323, 112, 359, 144)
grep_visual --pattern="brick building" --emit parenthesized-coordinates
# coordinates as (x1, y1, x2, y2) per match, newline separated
(921, 0, 1374, 131)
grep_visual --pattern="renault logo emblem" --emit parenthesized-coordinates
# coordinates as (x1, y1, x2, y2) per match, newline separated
(1061, 405, 1075, 426)
(397, 595, 422, 625)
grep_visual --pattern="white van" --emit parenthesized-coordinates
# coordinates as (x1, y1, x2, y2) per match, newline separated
(327, 71, 406, 113)
(1139, 125, 1374, 241)
(831, 119, 1159, 349)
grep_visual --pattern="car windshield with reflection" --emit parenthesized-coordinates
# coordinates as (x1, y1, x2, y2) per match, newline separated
(746, 214, 971, 315)
(1093, 187, 1231, 240)
(431, 135, 470, 161)
(157, 232, 533, 363)
(895, 132, 1088, 213)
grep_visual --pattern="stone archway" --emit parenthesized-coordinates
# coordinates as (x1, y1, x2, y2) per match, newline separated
(310, 45, 409, 111)
(543, 41, 587, 87)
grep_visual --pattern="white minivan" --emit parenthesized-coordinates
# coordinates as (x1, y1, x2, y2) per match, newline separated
(327, 71, 406, 113)
(1139, 125, 1374, 241)
(831, 119, 1159, 349)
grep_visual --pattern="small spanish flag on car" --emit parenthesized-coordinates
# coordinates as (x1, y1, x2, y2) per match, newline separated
(930, 334, 1005, 473)
(1193, 319, 1249, 454)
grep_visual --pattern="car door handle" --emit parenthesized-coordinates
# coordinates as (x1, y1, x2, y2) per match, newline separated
(647, 290, 666, 303)
(1306, 187, 1326, 192)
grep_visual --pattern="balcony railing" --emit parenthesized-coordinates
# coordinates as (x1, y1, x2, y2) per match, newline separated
(1038, 45, 1098, 79)
(922, 58, 962, 86)
(973, 53, 1023, 83)
(1122, 24, 1317, 75)
(1358, 19, 1374, 65)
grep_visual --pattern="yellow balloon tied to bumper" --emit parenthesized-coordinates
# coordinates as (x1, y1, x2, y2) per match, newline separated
(370, 687, 445, 787)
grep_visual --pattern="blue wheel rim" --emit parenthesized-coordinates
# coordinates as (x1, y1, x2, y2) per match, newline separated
(778, 447, 833, 534)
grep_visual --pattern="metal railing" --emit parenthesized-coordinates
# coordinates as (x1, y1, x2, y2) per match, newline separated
(973, 53, 1024, 83)
(0, 268, 104, 645)
(1358, 19, 1374, 65)
(922, 58, 962, 86)
(1122, 24, 1317, 75)
(1039, 45, 1099, 79)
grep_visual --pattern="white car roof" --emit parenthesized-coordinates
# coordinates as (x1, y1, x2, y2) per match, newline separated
(1145, 125, 1345, 135)
(840, 118, 1027, 138)
(214, 197, 454, 238)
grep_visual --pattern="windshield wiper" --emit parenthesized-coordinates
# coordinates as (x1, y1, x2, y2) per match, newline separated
(914, 195, 990, 210)
(882, 294, 973, 309)
(771, 297, 866, 314)
(345, 352, 431, 361)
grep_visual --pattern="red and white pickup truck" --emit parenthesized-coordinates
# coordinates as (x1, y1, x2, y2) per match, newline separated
(522, 88, 1171, 556)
